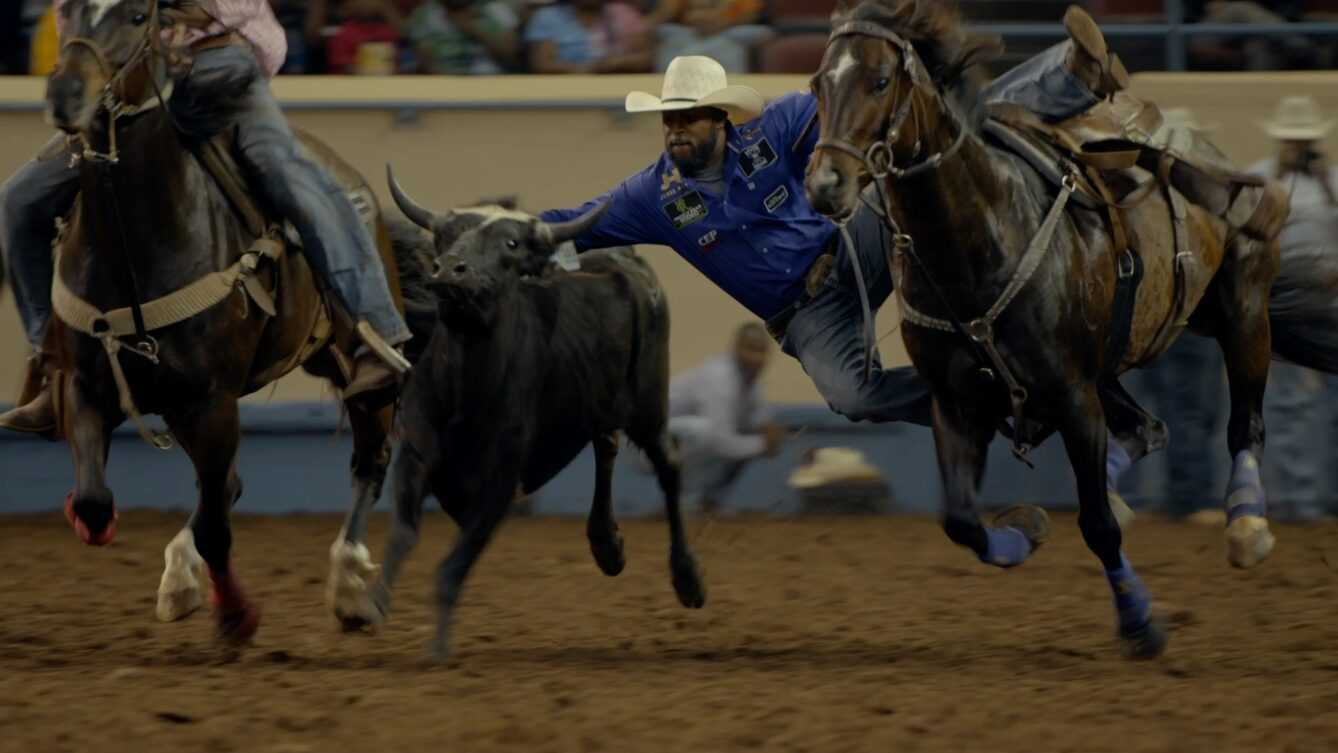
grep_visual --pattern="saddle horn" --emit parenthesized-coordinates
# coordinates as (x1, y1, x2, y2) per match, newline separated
(386, 165, 436, 230)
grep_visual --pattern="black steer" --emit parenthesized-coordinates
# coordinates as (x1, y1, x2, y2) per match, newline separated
(346, 169, 706, 660)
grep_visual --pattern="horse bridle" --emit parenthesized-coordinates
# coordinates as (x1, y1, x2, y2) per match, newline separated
(813, 20, 969, 184)
(60, 0, 170, 165)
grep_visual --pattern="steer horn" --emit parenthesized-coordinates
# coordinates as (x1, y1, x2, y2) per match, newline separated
(533, 201, 612, 248)
(386, 165, 436, 230)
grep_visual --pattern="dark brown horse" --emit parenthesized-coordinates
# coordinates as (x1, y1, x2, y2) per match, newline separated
(43, 0, 431, 640)
(805, 0, 1338, 658)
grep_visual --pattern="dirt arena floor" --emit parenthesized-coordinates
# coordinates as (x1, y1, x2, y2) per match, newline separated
(2, 510, 1337, 753)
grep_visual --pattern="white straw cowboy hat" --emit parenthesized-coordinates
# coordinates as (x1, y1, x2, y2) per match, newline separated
(1261, 96, 1334, 140)
(625, 56, 765, 124)
(1162, 107, 1218, 134)
(787, 447, 884, 490)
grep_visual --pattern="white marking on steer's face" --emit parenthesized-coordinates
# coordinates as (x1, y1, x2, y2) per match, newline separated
(89, 0, 127, 29)
(826, 49, 858, 88)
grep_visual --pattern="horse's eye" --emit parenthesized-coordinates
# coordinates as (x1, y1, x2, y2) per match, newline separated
(132, 13, 148, 24)
(506, 239, 519, 249)
(874, 77, 891, 93)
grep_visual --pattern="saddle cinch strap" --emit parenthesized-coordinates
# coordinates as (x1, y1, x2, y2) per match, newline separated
(50, 233, 285, 449)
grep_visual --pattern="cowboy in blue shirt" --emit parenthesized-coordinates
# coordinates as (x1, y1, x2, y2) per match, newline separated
(541, 10, 1138, 517)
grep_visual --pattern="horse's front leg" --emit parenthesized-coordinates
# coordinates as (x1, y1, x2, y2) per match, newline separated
(328, 402, 393, 631)
(932, 396, 1048, 567)
(1060, 385, 1166, 659)
(63, 375, 121, 546)
(168, 398, 259, 643)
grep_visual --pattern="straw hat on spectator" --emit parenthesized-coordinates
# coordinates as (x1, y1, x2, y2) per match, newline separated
(625, 56, 765, 124)
(1161, 107, 1218, 134)
(1261, 96, 1334, 140)
(787, 447, 884, 489)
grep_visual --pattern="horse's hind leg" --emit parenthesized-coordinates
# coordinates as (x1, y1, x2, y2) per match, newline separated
(932, 398, 1047, 568)
(327, 402, 393, 630)
(587, 432, 626, 576)
(1211, 236, 1278, 568)
(169, 399, 260, 643)
(1060, 387, 1166, 658)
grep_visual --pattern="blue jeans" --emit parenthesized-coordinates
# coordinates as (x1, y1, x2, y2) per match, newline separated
(0, 44, 410, 349)
(982, 41, 1099, 121)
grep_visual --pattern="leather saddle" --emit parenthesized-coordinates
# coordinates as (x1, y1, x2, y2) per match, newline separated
(192, 128, 382, 384)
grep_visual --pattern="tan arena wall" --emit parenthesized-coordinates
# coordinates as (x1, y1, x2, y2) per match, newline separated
(1, 72, 1335, 405)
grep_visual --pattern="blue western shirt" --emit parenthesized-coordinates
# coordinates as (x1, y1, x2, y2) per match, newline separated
(539, 92, 835, 320)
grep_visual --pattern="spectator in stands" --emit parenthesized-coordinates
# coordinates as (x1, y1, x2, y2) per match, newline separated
(327, 0, 405, 74)
(28, 4, 60, 76)
(664, 322, 786, 513)
(409, 0, 522, 74)
(525, 0, 653, 74)
(650, 0, 773, 73)
(1250, 96, 1338, 520)
(1127, 110, 1228, 527)
(1189, 0, 1329, 70)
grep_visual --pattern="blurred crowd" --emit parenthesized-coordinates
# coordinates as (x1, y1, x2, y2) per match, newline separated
(3, 0, 1338, 77)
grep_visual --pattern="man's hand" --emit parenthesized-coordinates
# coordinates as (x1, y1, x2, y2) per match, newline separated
(762, 423, 787, 457)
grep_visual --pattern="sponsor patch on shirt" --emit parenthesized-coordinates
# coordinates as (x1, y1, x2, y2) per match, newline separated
(739, 138, 778, 178)
(663, 191, 709, 230)
(697, 229, 719, 250)
(660, 166, 684, 197)
(764, 184, 790, 213)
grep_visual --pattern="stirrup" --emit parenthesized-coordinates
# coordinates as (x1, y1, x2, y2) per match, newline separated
(355, 321, 411, 374)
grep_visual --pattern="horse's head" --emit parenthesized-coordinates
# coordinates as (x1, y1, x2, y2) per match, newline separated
(48, 0, 164, 136)
(805, 0, 1001, 220)
(387, 167, 608, 326)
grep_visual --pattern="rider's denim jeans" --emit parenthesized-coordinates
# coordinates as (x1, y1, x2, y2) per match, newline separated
(0, 44, 410, 349)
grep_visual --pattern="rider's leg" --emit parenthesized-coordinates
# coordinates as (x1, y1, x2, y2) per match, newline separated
(0, 135, 79, 433)
(980, 5, 1128, 122)
(190, 44, 411, 399)
(781, 187, 933, 425)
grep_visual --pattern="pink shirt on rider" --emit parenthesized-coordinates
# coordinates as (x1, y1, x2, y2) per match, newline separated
(54, 0, 288, 79)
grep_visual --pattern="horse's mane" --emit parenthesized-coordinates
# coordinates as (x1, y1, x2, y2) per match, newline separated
(166, 61, 261, 143)
(837, 0, 1003, 128)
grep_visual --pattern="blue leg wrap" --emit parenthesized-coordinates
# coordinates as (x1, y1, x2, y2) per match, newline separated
(979, 527, 1033, 568)
(1225, 450, 1267, 524)
(1105, 553, 1152, 633)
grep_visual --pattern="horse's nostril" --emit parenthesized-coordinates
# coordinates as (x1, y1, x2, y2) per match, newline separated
(453, 263, 468, 275)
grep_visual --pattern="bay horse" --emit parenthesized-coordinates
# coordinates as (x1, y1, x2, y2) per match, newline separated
(805, 0, 1338, 658)
(42, 0, 432, 641)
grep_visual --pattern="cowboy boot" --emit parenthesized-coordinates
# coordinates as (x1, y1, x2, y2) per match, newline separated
(342, 321, 411, 406)
(0, 351, 58, 436)
(1063, 6, 1130, 98)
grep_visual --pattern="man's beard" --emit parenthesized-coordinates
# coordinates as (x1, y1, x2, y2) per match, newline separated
(669, 130, 719, 177)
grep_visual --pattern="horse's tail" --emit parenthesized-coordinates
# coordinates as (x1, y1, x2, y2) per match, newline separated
(385, 217, 438, 366)
(1268, 241, 1338, 373)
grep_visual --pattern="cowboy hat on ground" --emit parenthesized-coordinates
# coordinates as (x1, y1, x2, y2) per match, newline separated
(787, 447, 884, 489)
(625, 55, 765, 124)
(1261, 95, 1334, 141)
